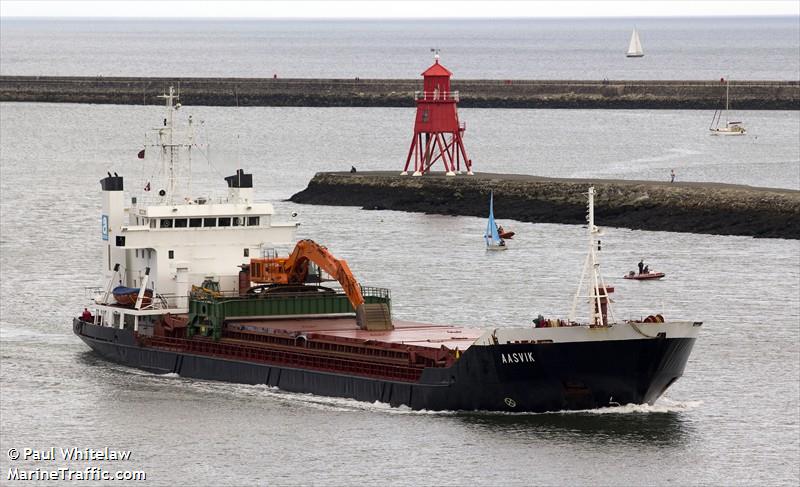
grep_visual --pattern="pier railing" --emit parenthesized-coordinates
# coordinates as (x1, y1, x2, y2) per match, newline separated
(414, 90, 459, 102)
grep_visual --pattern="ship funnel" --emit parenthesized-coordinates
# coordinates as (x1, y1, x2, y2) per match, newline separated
(225, 169, 254, 204)
(100, 174, 126, 278)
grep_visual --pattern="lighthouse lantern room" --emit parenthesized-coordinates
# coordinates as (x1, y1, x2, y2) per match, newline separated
(401, 52, 473, 176)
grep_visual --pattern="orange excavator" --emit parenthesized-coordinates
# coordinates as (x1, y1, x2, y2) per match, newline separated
(249, 239, 392, 331)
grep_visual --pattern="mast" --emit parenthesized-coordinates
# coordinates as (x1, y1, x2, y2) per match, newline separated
(152, 86, 198, 204)
(569, 187, 614, 326)
(157, 87, 178, 203)
(725, 79, 730, 122)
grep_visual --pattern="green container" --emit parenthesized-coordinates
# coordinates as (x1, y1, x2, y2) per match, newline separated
(187, 287, 391, 340)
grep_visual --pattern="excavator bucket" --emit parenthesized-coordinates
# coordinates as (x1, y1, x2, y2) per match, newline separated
(251, 239, 395, 331)
(356, 303, 393, 331)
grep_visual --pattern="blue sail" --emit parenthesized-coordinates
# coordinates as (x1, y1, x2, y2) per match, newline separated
(485, 191, 501, 246)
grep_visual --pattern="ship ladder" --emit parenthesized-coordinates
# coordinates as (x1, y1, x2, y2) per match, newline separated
(357, 303, 393, 331)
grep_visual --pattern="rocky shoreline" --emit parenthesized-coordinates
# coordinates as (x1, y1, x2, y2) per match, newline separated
(290, 172, 800, 240)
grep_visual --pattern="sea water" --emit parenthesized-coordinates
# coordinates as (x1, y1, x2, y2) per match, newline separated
(1, 17, 799, 486)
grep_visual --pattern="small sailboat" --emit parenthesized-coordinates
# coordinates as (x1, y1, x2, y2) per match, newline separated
(710, 79, 746, 136)
(485, 191, 507, 251)
(626, 28, 644, 58)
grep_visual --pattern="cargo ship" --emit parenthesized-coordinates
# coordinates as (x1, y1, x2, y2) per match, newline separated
(74, 88, 701, 412)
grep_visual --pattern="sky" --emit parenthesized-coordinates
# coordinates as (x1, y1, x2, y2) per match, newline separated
(1, 0, 798, 19)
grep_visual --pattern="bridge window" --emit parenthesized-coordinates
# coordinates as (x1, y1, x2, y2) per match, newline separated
(243, 248, 249, 257)
(160, 219, 173, 228)
(203, 218, 217, 227)
(218, 217, 231, 227)
(189, 218, 202, 228)
(168, 250, 174, 259)
(232, 217, 242, 227)
(174, 218, 188, 228)
(247, 216, 260, 226)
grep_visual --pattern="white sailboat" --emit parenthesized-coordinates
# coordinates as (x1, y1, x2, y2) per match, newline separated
(710, 79, 746, 136)
(484, 191, 507, 251)
(626, 28, 644, 58)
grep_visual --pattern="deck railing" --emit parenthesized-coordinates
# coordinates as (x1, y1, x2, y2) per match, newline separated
(414, 90, 459, 102)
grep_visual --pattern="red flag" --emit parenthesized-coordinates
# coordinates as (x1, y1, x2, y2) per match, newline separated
(137, 149, 145, 159)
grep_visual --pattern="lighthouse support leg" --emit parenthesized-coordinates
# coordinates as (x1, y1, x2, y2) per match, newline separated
(452, 134, 460, 172)
(419, 134, 433, 176)
(424, 135, 448, 172)
(455, 134, 472, 175)
(412, 134, 422, 176)
(435, 134, 455, 175)
(402, 136, 418, 175)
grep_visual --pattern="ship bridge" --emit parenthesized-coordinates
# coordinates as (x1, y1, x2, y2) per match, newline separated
(101, 172, 298, 315)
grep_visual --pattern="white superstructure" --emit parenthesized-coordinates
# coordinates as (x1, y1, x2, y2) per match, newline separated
(95, 87, 297, 324)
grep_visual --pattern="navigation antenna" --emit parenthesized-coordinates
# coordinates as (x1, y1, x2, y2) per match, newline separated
(569, 187, 615, 327)
(154, 86, 196, 204)
(430, 47, 440, 61)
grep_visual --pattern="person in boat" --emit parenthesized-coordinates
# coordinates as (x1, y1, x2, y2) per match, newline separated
(497, 224, 505, 235)
(81, 308, 93, 322)
(638, 260, 644, 275)
(350, 166, 357, 173)
(643, 265, 650, 274)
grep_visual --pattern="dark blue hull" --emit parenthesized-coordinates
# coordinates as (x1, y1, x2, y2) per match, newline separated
(74, 319, 696, 412)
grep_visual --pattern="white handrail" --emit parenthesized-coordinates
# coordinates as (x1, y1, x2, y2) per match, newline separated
(414, 90, 459, 101)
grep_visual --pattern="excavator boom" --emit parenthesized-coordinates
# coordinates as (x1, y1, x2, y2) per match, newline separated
(249, 240, 391, 330)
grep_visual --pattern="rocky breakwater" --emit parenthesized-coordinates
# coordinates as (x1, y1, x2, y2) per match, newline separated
(290, 172, 800, 239)
(1, 76, 798, 109)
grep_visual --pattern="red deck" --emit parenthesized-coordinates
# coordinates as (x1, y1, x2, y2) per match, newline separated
(229, 317, 482, 352)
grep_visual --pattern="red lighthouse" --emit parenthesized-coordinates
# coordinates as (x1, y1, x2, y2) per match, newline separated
(401, 54, 473, 176)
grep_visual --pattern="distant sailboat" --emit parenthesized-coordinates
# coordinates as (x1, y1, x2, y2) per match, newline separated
(626, 28, 644, 58)
(709, 78, 746, 136)
(485, 191, 507, 251)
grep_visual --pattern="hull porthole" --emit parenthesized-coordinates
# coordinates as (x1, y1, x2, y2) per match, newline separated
(504, 397, 517, 408)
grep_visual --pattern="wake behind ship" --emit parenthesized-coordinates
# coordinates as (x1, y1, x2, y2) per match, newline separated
(74, 87, 701, 413)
